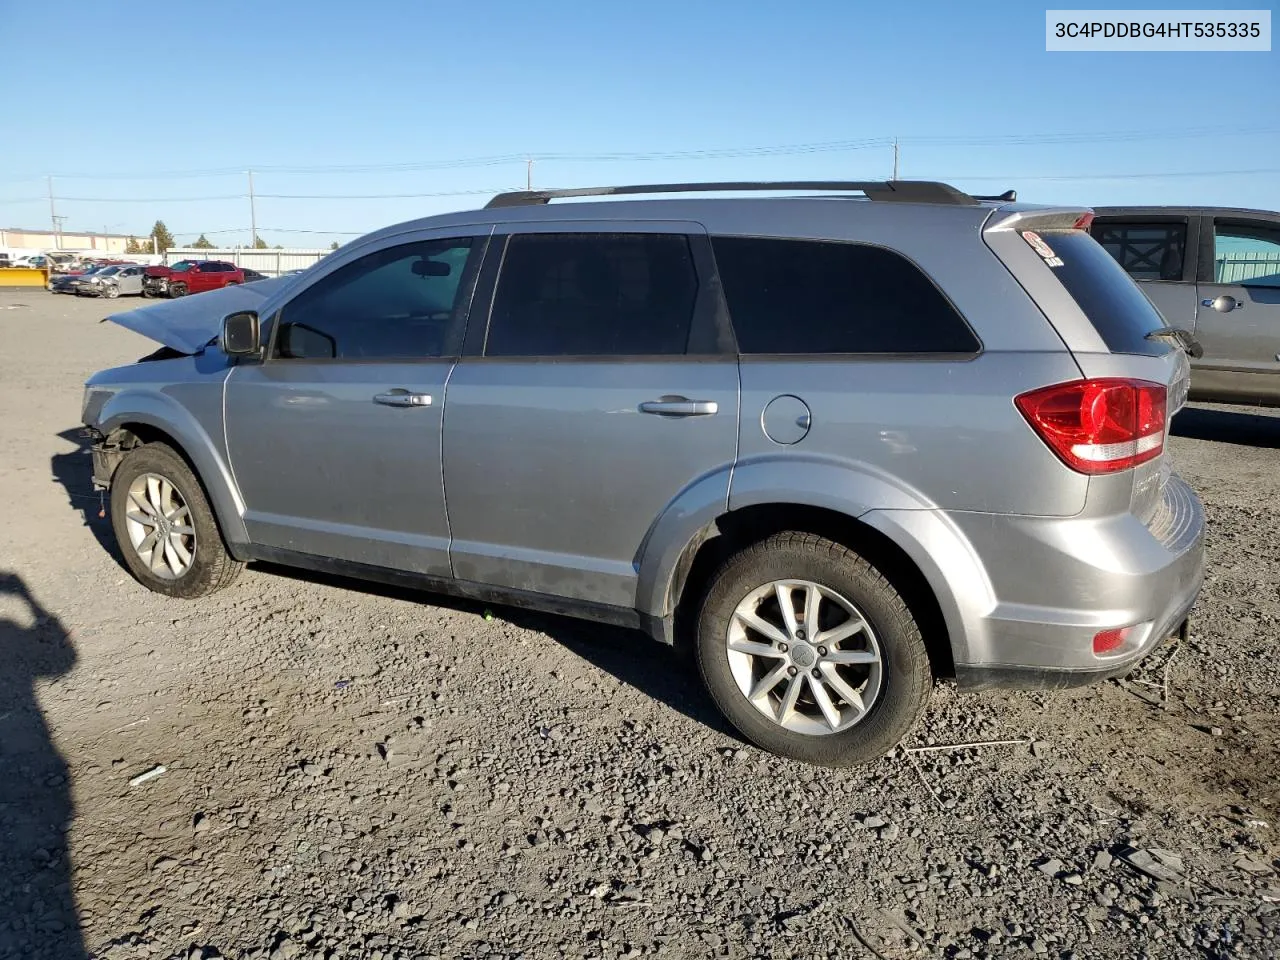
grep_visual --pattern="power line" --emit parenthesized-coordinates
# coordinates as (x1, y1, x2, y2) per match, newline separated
(5, 125, 1276, 183)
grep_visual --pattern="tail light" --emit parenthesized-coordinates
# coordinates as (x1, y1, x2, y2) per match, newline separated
(1015, 378, 1167, 474)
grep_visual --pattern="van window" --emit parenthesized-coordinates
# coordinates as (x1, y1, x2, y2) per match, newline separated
(711, 236, 979, 355)
(1029, 230, 1168, 355)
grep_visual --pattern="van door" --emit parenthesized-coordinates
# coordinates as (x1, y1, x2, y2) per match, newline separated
(441, 225, 739, 610)
(1193, 215, 1280, 404)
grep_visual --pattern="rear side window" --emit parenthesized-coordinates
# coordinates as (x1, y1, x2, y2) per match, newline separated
(1091, 220, 1186, 281)
(1027, 229, 1167, 355)
(485, 233, 698, 357)
(710, 237, 979, 355)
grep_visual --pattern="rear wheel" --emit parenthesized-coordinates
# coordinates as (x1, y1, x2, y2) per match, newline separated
(695, 532, 932, 766)
(109, 443, 244, 598)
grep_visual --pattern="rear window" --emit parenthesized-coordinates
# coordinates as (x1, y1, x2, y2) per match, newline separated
(1026, 229, 1167, 356)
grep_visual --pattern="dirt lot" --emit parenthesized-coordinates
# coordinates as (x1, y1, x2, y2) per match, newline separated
(0, 288, 1277, 960)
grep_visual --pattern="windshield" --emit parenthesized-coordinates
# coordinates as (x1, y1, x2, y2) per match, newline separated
(170, 261, 194, 272)
(97, 266, 122, 277)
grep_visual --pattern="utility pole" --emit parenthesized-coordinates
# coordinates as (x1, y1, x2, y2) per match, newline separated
(892, 139, 899, 181)
(526, 157, 533, 191)
(51, 216, 67, 250)
(247, 170, 258, 247)
(47, 176, 59, 248)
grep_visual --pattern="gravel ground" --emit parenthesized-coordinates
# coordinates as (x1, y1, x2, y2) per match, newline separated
(0, 289, 1277, 960)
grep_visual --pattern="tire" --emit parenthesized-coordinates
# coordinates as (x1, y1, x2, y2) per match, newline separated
(103, 284, 120, 299)
(142, 288, 154, 299)
(695, 532, 932, 766)
(109, 443, 244, 598)
(169, 283, 187, 298)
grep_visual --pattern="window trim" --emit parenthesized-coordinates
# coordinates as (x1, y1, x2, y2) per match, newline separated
(708, 233, 984, 359)
(464, 226, 736, 362)
(262, 232, 492, 365)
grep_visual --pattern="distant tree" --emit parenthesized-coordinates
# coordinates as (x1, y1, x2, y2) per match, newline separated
(252, 235, 269, 249)
(190, 234, 215, 250)
(149, 220, 175, 253)
(274, 244, 283, 249)
(124, 237, 143, 254)
(329, 241, 339, 251)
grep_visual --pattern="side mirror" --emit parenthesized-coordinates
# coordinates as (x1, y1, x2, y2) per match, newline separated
(221, 310, 260, 356)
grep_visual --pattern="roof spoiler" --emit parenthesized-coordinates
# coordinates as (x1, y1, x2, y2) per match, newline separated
(485, 180, 981, 208)
(974, 189, 1017, 202)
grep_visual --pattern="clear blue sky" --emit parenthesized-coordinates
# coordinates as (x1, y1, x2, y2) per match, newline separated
(1, 0, 1276, 248)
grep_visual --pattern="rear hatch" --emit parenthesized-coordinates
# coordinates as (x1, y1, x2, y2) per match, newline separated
(982, 207, 1193, 526)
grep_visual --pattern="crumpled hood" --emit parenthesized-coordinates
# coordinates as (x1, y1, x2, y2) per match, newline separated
(103, 277, 292, 354)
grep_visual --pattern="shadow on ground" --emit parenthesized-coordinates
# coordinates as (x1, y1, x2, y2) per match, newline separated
(256, 562, 740, 741)
(0, 572, 86, 960)
(1173, 404, 1280, 449)
(50, 427, 123, 568)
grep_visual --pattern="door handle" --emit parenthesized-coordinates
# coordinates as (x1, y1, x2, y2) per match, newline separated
(373, 390, 432, 407)
(1202, 296, 1243, 312)
(638, 397, 718, 417)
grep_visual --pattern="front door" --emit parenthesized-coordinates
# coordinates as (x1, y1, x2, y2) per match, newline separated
(1194, 216, 1280, 403)
(443, 226, 739, 609)
(225, 232, 489, 575)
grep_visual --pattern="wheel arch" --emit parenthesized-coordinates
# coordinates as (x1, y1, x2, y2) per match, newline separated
(97, 398, 249, 552)
(660, 503, 958, 679)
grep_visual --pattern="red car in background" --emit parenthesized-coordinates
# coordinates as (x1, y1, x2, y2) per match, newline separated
(143, 260, 245, 298)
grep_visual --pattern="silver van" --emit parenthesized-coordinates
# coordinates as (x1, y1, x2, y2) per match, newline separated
(81, 181, 1205, 765)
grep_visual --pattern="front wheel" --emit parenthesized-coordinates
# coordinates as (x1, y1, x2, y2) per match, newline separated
(109, 443, 244, 598)
(103, 284, 120, 299)
(695, 532, 932, 766)
(169, 283, 187, 298)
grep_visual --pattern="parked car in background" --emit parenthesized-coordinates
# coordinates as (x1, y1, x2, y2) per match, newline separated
(76, 264, 146, 299)
(82, 180, 1204, 766)
(241, 268, 269, 283)
(143, 260, 245, 298)
(0, 252, 11, 268)
(1091, 205, 1280, 406)
(52, 263, 109, 293)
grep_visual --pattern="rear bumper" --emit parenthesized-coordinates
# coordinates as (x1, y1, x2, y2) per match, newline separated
(947, 473, 1205, 690)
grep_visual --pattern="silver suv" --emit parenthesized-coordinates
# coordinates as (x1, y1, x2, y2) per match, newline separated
(82, 181, 1205, 766)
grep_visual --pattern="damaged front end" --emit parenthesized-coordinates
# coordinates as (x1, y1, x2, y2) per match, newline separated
(99, 275, 290, 355)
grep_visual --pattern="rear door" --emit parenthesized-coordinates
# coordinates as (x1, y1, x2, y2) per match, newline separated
(1193, 215, 1280, 403)
(1090, 215, 1197, 330)
(118, 266, 143, 295)
(442, 224, 739, 610)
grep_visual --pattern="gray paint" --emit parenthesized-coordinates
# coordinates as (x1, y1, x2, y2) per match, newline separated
(82, 188, 1205, 688)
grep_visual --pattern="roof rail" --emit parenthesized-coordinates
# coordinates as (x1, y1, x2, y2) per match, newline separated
(484, 180, 979, 209)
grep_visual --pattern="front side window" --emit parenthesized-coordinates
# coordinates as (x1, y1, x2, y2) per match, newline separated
(484, 233, 699, 357)
(1214, 220, 1280, 287)
(711, 236, 979, 355)
(273, 237, 477, 360)
(1090, 220, 1187, 281)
